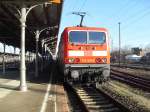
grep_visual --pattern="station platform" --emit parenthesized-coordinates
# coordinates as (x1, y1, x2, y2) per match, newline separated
(0, 64, 69, 112)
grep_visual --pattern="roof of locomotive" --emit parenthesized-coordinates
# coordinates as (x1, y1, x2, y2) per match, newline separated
(64, 26, 108, 32)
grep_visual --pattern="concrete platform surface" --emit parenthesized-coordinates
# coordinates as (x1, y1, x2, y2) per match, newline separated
(0, 71, 69, 112)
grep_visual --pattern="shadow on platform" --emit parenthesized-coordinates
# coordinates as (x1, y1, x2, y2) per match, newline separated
(0, 61, 64, 92)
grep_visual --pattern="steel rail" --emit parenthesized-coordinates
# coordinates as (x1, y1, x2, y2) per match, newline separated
(111, 69, 150, 91)
(64, 83, 130, 112)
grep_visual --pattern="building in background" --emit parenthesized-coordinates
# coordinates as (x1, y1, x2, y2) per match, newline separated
(131, 47, 143, 56)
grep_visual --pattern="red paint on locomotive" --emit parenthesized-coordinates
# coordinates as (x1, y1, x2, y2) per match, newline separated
(57, 26, 110, 81)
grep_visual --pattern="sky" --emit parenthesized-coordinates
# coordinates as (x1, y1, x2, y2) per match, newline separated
(0, 43, 20, 54)
(1, 0, 150, 54)
(58, 0, 150, 51)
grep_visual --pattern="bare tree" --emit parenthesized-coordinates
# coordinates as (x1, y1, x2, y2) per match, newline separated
(111, 45, 132, 63)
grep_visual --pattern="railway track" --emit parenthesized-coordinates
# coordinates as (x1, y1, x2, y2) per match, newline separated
(65, 83, 130, 112)
(111, 69, 150, 91)
(111, 64, 150, 71)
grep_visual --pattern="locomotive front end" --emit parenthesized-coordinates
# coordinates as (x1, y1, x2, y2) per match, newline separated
(63, 27, 110, 83)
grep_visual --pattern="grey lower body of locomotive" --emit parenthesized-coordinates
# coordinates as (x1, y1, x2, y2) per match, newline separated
(64, 64, 110, 83)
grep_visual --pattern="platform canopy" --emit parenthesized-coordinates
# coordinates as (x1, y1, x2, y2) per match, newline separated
(0, 0, 62, 54)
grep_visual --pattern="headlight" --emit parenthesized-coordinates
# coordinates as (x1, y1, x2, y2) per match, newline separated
(68, 58, 74, 63)
(102, 58, 107, 63)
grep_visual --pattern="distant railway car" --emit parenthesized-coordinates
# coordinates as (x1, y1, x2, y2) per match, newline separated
(57, 26, 110, 84)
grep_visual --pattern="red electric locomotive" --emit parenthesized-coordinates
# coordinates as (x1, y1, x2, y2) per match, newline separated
(57, 26, 110, 84)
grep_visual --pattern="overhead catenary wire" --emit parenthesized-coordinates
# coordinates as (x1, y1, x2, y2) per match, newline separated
(68, 0, 88, 26)
(78, 0, 87, 12)
(65, 0, 75, 11)
(64, 0, 79, 15)
(109, 0, 131, 20)
(108, 0, 141, 28)
(108, 0, 137, 26)
(114, 2, 150, 49)
(120, 2, 150, 26)
(65, 0, 84, 16)
(109, 1, 150, 30)
(122, 7, 150, 30)
(71, 0, 79, 12)
(117, 0, 142, 21)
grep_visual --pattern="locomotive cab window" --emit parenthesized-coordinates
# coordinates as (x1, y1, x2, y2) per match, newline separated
(69, 31, 87, 44)
(88, 32, 106, 44)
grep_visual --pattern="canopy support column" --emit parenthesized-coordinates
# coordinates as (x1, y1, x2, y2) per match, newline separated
(14, 47, 16, 67)
(20, 6, 27, 91)
(2, 43, 6, 75)
(35, 30, 39, 77)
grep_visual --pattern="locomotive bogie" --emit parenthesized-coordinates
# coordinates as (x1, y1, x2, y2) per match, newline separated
(63, 64, 110, 83)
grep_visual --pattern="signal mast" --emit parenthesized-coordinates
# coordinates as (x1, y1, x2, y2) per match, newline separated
(72, 12, 86, 27)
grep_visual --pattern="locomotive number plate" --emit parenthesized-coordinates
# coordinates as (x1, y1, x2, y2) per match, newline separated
(84, 51, 92, 56)
(81, 58, 94, 63)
